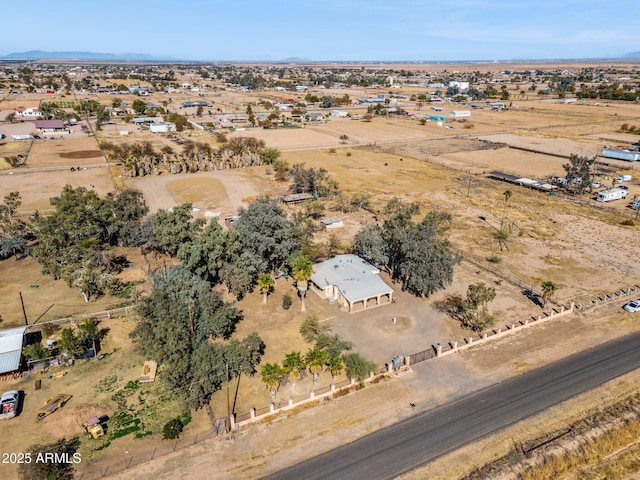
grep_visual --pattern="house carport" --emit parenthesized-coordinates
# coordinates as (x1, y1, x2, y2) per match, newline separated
(310, 255, 393, 312)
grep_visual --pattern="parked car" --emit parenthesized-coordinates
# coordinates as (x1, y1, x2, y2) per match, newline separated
(623, 299, 640, 313)
(0, 390, 19, 419)
(591, 181, 602, 189)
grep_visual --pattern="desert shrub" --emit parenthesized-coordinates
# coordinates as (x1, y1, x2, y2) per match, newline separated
(487, 254, 502, 264)
(343, 352, 377, 384)
(621, 219, 635, 226)
(346, 152, 352, 157)
(162, 418, 184, 440)
(282, 293, 292, 310)
(22, 342, 47, 361)
(41, 323, 61, 338)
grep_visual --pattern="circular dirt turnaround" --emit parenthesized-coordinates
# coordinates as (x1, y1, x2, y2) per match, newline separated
(59, 150, 103, 159)
(374, 315, 412, 333)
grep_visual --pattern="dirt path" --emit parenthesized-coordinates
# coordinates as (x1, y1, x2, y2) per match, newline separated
(125, 170, 262, 217)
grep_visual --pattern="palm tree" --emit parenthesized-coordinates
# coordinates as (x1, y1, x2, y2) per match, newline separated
(261, 363, 284, 400)
(326, 355, 344, 380)
(292, 256, 313, 312)
(541, 281, 558, 308)
(257, 273, 275, 305)
(282, 351, 306, 394)
(299, 313, 332, 343)
(77, 317, 100, 355)
(501, 190, 513, 228)
(305, 347, 327, 386)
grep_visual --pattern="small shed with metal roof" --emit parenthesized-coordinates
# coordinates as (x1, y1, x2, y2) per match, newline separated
(0, 326, 27, 374)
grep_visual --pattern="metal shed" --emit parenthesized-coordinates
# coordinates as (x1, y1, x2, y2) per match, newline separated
(0, 326, 27, 374)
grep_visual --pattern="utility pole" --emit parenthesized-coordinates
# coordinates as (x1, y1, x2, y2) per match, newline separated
(225, 363, 231, 432)
(19, 292, 28, 325)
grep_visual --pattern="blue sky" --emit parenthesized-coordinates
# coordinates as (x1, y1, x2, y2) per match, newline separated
(2, 0, 638, 61)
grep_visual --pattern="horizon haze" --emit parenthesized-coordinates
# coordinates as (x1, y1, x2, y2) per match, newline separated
(2, 0, 639, 62)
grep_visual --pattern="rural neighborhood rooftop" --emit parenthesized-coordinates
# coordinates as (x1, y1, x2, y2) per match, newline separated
(310, 254, 393, 312)
(0, 326, 27, 374)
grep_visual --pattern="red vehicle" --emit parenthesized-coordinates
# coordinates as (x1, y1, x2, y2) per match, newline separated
(0, 390, 19, 419)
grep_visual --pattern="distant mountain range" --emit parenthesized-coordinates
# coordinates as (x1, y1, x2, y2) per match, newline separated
(1, 50, 639, 62)
(0, 50, 173, 61)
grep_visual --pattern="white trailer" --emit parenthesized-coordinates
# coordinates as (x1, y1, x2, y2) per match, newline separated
(596, 188, 628, 202)
(602, 147, 640, 162)
(449, 110, 471, 118)
(11, 134, 31, 140)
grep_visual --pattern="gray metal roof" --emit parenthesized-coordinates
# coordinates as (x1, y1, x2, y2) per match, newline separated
(311, 254, 393, 304)
(0, 326, 27, 374)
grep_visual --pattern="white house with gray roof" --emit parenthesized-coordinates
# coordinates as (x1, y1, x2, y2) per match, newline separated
(310, 254, 393, 312)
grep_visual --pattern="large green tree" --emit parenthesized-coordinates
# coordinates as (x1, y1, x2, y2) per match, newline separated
(149, 203, 205, 256)
(234, 196, 300, 271)
(562, 154, 596, 194)
(461, 282, 496, 332)
(28, 186, 147, 299)
(289, 163, 339, 197)
(177, 221, 242, 283)
(132, 99, 147, 115)
(396, 213, 457, 298)
(131, 266, 263, 426)
(353, 201, 458, 299)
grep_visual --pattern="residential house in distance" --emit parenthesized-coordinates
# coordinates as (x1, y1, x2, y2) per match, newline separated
(15, 107, 42, 118)
(150, 122, 176, 133)
(133, 116, 164, 125)
(34, 119, 68, 134)
(182, 101, 210, 108)
(310, 254, 393, 312)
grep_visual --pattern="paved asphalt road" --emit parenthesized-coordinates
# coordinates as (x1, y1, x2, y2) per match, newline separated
(263, 330, 640, 480)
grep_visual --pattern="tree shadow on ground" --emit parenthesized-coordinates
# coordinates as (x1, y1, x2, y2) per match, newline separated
(522, 289, 542, 308)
